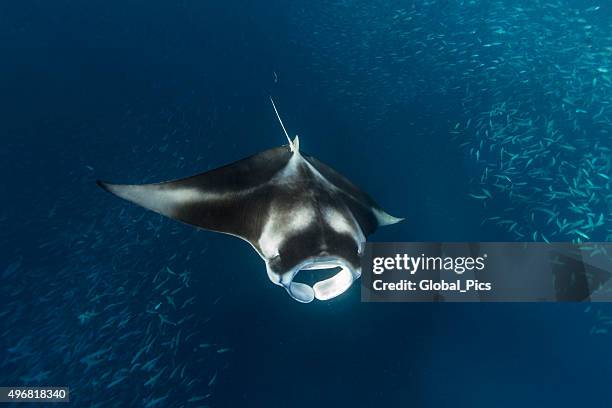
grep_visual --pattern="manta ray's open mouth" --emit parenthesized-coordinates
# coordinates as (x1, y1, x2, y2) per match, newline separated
(281, 258, 360, 303)
(293, 265, 342, 286)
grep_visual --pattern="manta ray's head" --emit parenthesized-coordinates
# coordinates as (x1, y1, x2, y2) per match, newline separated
(259, 200, 366, 303)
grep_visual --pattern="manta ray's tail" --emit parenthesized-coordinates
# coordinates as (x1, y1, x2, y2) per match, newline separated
(269, 96, 299, 153)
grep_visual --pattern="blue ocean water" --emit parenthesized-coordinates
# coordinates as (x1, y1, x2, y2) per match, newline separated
(2, 0, 612, 407)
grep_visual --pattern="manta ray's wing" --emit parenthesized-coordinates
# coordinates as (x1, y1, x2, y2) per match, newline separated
(303, 155, 402, 235)
(97, 146, 292, 246)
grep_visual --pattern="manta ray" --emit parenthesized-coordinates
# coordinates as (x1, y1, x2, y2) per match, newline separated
(98, 99, 403, 303)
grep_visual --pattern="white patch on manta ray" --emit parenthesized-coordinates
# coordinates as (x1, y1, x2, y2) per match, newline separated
(105, 185, 205, 216)
(323, 206, 366, 255)
(258, 205, 315, 259)
(322, 207, 354, 235)
(291, 205, 316, 230)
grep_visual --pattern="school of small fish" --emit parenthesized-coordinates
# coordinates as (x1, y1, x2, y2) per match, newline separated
(294, 0, 611, 243)
(292, 0, 612, 334)
(1, 217, 226, 406)
(3, 2, 612, 400)
(0, 106, 229, 406)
